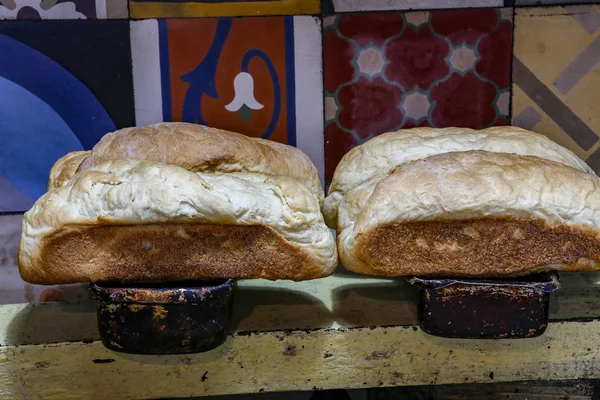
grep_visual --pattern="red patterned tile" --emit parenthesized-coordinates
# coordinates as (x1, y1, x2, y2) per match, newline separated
(324, 29, 355, 94)
(430, 9, 499, 46)
(431, 72, 498, 128)
(325, 123, 358, 182)
(496, 117, 510, 126)
(476, 20, 513, 88)
(337, 13, 403, 47)
(384, 25, 450, 90)
(337, 76, 404, 139)
(323, 9, 513, 182)
(402, 120, 431, 129)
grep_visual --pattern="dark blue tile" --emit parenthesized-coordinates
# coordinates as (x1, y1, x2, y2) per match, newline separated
(0, 20, 134, 212)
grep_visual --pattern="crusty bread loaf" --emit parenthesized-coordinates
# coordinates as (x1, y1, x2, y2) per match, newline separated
(47, 151, 90, 191)
(338, 151, 600, 278)
(19, 159, 337, 284)
(78, 122, 324, 203)
(324, 126, 593, 228)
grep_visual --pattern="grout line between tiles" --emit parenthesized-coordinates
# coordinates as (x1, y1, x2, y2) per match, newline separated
(321, 5, 505, 16)
(508, 5, 517, 124)
(320, 15, 327, 187)
(1, 2, 600, 22)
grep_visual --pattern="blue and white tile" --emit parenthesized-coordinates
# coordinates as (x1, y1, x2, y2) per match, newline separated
(0, 20, 134, 212)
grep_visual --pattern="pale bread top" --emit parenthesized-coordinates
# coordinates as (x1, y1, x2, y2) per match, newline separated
(20, 159, 337, 281)
(47, 151, 90, 191)
(338, 151, 600, 273)
(324, 126, 593, 228)
(78, 122, 324, 203)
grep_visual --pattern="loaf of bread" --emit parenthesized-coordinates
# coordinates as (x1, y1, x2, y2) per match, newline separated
(20, 159, 337, 284)
(79, 122, 324, 203)
(324, 127, 593, 228)
(338, 151, 600, 278)
(47, 150, 90, 190)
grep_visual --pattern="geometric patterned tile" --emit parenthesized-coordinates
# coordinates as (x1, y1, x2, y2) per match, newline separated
(130, 0, 319, 19)
(131, 16, 325, 181)
(513, 6, 600, 172)
(0, 0, 127, 19)
(0, 21, 134, 212)
(330, 0, 502, 13)
(0, 214, 89, 304)
(324, 9, 513, 182)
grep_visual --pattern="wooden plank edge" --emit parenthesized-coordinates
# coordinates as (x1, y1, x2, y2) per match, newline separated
(2, 320, 600, 399)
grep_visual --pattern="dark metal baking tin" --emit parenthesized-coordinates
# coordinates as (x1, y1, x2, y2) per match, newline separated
(407, 272, 560, 339)
(89, 279, 234, 354)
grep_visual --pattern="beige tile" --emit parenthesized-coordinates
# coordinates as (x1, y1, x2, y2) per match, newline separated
(513, 6, 600, 169)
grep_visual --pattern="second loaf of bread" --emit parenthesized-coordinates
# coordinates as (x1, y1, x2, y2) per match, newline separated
(338, 151, 600, 278)
(324, 126, 593, 228)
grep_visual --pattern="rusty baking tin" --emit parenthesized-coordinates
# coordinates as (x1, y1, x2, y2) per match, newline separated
(407, 272, 560, 339)
(89, 279, 234, 354)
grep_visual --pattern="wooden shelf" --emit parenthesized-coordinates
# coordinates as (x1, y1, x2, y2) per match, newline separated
(2, 269, 600, 399)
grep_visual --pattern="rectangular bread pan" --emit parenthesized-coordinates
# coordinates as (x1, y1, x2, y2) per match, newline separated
(407, 272, 560, 339)
(90, 279, 235, 354)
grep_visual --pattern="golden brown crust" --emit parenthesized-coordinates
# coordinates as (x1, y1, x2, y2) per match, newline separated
(76, 123, 324, 202)
(47, 151, 90, 191)
(351, 218, 600, 277)
(20, 223, 329, 284)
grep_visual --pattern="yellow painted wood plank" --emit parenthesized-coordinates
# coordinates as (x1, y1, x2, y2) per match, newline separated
(0, 301, 97, 347)
(2, 272, 600, 347)
(129, 0, 319, 18)
(3, 320, 600, 399)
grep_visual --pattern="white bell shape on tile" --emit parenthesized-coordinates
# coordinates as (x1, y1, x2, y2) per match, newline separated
(225, 72, 264, 112)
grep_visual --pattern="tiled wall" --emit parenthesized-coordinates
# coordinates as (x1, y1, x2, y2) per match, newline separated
(1, 0, 600, 303)
(323, 8, 513, 179)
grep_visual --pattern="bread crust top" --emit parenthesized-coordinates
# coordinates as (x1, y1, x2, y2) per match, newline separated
(47, 151, 90, 191)
(78, 122, 324, 203)
(324, 126, 592, 228)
